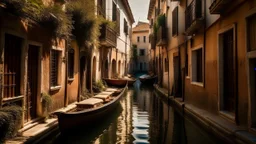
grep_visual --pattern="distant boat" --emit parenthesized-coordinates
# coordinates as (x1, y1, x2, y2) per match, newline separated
(139, 74, 157, 85)
(55, 84, 128, 133)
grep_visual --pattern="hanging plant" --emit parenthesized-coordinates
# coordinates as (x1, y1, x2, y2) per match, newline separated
(66, 0, 101, 48)
(1, 0, 73, 39)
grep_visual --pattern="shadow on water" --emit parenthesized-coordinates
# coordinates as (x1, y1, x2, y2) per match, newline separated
(44, 80, 224, 144)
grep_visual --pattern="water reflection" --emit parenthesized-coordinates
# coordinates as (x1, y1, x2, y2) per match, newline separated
(47, 81, 222, 144)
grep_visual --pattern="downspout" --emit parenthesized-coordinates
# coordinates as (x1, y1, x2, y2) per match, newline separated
(64, 39, 68, 107)
(203, 0, 206, 88)
(125, 34, 127, 76)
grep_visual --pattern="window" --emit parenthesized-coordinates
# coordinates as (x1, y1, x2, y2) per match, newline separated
(192, 48, 203, 83)
(172, 6, 178, 36)
(185, 49, 188, 76)
(51, 49, 61, 87)
(112, 2, 116, 21)
(143, 36, 146, 43)
(248, 14, 256, 51)
(165, 58, 168, 72)
(68, 49, 74, 79)
(139, 49, 145, 56)
(112, 2, 120, 35)
(124, 18, 128, 35)
(137, 36, 140, 42)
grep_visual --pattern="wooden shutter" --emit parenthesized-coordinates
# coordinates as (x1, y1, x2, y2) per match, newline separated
(51, 50, 59, 86)
(172, 6, 178, 36)
(248, 14, 256, 51)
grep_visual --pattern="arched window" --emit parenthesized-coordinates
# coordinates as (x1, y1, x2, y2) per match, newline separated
(68, 48, 75, 78)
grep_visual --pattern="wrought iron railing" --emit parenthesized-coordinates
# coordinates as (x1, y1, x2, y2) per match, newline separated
(100, 24, 117, 47)
(185, 0, 202, 30)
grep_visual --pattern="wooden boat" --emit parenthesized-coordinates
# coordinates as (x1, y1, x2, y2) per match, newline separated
(103, 78, 127, 87)
(55, 84, 128, 133)
(139, 74, 157, 85)
(124, 77, 137, 86)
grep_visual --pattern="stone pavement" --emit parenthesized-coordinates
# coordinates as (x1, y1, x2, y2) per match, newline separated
(6, 102, 77, 144)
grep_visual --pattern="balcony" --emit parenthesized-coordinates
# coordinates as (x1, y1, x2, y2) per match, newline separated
(157, 26, 167, 46)
(185, 0, 204, 35)
(100, 24, 117, 47)
(209, 0, 232, 14)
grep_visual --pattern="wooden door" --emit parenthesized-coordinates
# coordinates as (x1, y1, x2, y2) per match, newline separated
(27, 45, 39, 121)
(174, 56, 181, 97)
(223, 29, 235, 113)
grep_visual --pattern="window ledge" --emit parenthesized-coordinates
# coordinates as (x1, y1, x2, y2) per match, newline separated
(50, 86, 61, 91)
(68, 78, 74, 82)
(3, 95, 24, 103)
(219, 111, 235, 123)
(191, 82, 204, 87)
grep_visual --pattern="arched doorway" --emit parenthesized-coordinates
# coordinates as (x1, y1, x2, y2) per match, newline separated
(118, 60, 121, 76)
(80, 56, 86, 95)
(92, 56, 96, 82)
(104, 60, 108, 78)
(112, 59, 116, 78)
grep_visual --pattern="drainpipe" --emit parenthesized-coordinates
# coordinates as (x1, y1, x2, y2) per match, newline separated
(64, 39, 68, 107)
(125, 34, 127, 76)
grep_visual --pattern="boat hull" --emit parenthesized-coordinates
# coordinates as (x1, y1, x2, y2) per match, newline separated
(55, 85, 128, 133)
(139, 76, 157, 85)
(103, 78, 127, 87)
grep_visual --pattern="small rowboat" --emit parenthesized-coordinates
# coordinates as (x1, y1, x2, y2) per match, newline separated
(103, 78, 127, 87)
(55, 84, 128, 133)
(123, 77, 137, 86)
(139, 75, 157, 85)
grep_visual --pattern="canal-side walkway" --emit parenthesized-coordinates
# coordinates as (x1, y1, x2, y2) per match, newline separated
(154, 84, 256, 144)
(6, 103, 77, 144)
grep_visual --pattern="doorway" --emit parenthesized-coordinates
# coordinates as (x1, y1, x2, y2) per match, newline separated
(173, 55, 181, 97)
(112, 59, 116, 78)
(27, 45, 40, 121)
(218, 27, 236, 119)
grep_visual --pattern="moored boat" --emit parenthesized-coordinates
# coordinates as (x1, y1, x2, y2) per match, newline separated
(103, 78, 127, 87)
(139, 74, 157, 85)
(123, 77, 137, 86)
(55, 84, 128, 133)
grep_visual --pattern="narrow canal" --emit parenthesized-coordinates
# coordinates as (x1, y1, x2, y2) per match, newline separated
(44, 81, 223, 144)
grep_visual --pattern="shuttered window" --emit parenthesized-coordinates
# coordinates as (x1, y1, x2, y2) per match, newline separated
(68, 49, 74, 79)
(248, 14, 256, 51)
(51, 50, 60, 86)
(172, 6, 178, 36)
(124, 18, 128, 35)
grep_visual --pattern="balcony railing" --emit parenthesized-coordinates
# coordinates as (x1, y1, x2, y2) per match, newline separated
(100, 24, 117, 47)
(97, 5, 106, 18)
(157, 26, 167, 46)
(185, 0, 204, 35)
(209, 0, 232, 14)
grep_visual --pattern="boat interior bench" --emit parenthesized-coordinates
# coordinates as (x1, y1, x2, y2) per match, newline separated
(76, 98, 103, 110)
(105, 88, 118, 92)
(93, 92, 114, 102)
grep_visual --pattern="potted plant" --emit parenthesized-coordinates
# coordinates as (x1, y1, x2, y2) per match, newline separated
(41, 93, 52, 121)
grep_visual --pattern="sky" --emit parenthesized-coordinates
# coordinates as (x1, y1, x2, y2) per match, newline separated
(128, 0, 150, 26)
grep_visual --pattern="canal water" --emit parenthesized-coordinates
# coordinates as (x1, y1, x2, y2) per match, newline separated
(45, 81, 223, 144)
